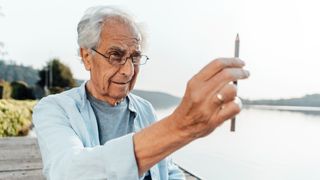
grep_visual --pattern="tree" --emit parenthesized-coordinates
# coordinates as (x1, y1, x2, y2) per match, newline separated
(37, 59, 76, 92)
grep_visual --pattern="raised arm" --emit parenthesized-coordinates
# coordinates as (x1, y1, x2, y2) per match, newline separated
(133, 58, 249, 176)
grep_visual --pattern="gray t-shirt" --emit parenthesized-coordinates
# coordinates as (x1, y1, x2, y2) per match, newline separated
(87, 92, 134, 145)
(87, 91, 152, 179)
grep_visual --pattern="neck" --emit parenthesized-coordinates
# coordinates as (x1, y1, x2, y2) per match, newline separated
(85, 81, 124, 106)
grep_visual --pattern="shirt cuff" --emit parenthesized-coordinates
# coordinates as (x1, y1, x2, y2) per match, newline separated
(101, 133, 139, 179)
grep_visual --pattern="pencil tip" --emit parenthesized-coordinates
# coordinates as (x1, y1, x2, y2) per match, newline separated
(236, 33, 239, 40)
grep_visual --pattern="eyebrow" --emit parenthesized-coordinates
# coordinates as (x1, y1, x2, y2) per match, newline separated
(106, 46, 142, 55)
(106, 46, 125, 54)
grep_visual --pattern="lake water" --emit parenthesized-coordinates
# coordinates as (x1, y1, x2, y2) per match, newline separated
(156, 106, 320, 180)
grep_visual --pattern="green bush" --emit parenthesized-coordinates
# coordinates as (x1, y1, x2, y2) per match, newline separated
(10, 81, 35, 100)
(0, 100, 36, 137)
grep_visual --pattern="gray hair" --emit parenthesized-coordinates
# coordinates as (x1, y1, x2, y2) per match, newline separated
(77, 6, 143, 50)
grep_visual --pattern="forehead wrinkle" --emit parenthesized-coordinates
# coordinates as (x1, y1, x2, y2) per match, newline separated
(101, 20, 141, 46)
(109, 35, 140, 43)
(109, 38, 141, 52)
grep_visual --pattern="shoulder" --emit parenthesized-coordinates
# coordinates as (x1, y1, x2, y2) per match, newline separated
(35, 87, 82, 111)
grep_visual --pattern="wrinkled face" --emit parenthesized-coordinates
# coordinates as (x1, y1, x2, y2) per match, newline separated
(81, 19, 141, 105)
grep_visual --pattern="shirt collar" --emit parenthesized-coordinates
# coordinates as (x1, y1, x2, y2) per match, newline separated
(79, 80, 137, 113)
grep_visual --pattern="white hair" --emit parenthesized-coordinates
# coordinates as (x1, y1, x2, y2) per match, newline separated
(77, 6, 142, 50)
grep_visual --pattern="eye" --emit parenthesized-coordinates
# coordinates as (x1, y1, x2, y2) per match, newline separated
(109, 51, 122, 57)
(109, 51, 123, 58)
(108, 51, 122, 61)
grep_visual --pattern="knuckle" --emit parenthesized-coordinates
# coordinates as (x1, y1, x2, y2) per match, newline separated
(186, 78, 205, 104)
(191, 93, 202, 104)
(186, 78, 195, 89)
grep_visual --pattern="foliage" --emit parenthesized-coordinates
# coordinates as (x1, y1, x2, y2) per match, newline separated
(0, 60, 39, 86)
(0, 99, 36, 137)
(37, 59, 76, 91)
(48, 86, 64, 94)
(10, 81, 35, 100)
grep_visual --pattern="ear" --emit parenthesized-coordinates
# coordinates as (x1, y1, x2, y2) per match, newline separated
(80, 48, 93, 71)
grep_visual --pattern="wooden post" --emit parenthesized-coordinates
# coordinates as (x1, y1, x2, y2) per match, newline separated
(0, 85, 3, 99)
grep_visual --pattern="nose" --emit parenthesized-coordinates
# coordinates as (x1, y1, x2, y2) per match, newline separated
(118, 57, 134, 77)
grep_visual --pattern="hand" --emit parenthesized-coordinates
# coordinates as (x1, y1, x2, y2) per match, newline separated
(172, 58, 249, 140)
(133, 58, 249, 175)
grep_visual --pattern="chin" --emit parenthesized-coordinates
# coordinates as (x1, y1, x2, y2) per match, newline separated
(107, 81, 134, 100)
(109, 90, 129, 100)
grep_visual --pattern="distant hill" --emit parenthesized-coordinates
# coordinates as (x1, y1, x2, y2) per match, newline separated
(130, 92, 320, 109)
(0, 60, 39, 86)
(132, 89, 181, 109)
(243, 94, 320, 107)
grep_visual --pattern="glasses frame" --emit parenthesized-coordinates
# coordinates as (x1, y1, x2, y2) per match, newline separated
(91, 48, 149, 66)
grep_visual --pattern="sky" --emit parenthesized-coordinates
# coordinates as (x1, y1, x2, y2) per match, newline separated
(0, 0, 319, 100)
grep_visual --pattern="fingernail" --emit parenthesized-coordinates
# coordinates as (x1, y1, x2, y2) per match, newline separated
(237, 58, 245, 65)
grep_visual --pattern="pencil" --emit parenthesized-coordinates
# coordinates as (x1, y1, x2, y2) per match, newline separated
(231, 33, 239, 132)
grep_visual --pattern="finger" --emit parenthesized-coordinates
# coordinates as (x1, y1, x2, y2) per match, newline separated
(216, 98, 242, 126)
(211, 83, 237, 106)
(205, 67, 249, 95)
(194, 58, 245, 82)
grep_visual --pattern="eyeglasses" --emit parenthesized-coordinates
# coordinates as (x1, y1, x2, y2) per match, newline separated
(91, 48, 149, 66)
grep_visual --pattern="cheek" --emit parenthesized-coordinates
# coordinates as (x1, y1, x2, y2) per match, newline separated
(91, 63, 116, 89)
(129, 67, 140, 90)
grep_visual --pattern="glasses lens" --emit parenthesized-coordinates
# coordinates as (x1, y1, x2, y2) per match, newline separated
(131, 56, 140, 65)
(110, 55, 125, 65)
(137, 55, 148, 65)
(108, 54, 148, 65)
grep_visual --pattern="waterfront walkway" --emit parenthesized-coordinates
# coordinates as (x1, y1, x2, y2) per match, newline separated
(0, 137, 200, 180)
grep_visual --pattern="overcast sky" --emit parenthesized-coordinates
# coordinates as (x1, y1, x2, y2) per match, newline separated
(0, 0, 319, 100)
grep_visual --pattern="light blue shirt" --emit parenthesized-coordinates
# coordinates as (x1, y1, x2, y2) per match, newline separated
(32, 82, 185, 180)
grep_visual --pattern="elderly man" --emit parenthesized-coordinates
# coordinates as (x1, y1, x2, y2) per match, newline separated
(33, 6, 249, 180)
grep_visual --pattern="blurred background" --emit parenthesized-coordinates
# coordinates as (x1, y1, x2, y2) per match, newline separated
(0, 0, 319, 179)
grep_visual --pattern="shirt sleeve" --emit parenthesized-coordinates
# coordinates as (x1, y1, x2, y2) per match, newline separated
(32, 96, 140, 180)
(168, 156, 186, 180)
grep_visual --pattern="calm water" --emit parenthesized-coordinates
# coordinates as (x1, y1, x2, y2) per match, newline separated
(156, 106, 320, 180)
